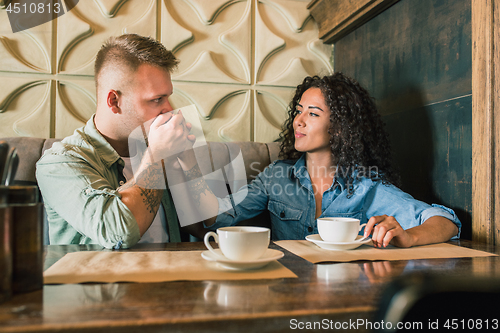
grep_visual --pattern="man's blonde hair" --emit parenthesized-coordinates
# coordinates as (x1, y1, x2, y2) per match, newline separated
(94, 34, 179, 89)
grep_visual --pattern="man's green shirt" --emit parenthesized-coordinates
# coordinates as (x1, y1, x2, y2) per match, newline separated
(36, 115, 180, 249)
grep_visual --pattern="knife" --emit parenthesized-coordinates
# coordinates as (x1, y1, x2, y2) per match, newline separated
(2, 147, 17, 185)
(0, 141, 9, 184)
(4, 149, 19, 186)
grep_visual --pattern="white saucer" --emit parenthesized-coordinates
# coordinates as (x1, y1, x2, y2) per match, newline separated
(305, 234, 372, 251)
(201, 249, 284, 270)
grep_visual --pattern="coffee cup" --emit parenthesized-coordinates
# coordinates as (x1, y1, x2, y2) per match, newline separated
(317, 217, 366, 243)
(204, 226, 270, 261)
(316, 263, 361, 283)
(203, 281, 271, 308)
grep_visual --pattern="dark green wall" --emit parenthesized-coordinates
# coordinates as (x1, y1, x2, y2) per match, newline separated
(334, 0, 472, 238)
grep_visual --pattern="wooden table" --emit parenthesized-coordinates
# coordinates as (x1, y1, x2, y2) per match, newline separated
(0, 240, 499, 332)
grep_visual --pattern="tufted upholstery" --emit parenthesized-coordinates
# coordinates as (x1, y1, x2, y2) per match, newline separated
(1, 137, 281, 185)
(1, 137, 281, 242)
(1, 137, 62, 185)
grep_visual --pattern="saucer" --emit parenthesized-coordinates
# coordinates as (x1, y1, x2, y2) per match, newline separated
(305, 234, 371, 251)
(201, 249, 284, 270)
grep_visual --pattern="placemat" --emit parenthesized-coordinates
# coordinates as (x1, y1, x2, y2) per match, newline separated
(44, 250, 296, 284)
(275, 241, 498, 264)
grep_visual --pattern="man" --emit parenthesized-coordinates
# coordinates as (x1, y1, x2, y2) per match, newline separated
(36, 34, 197, 249)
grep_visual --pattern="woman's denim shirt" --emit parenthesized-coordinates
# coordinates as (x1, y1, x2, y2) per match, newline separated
(210, 155, 461, 241)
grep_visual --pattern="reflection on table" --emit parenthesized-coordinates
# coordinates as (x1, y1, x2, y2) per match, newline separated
(0, 240, 498, 333)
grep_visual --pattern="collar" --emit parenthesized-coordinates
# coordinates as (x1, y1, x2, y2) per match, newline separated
(289, 154, 308, 179)
(334, 173, 347, 192)
(289, 154, 347, 192)
(82, 114, 123, 169)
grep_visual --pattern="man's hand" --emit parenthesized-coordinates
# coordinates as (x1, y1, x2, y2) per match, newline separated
(364, 215, 415, 248)
(178, 110, 196, 144)
(147, 110, 196, 163)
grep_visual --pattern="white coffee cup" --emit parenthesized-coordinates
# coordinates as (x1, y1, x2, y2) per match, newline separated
(316, 263, 361, 283)
(317, 217, 366, 243)
(204, 226, 270, 261)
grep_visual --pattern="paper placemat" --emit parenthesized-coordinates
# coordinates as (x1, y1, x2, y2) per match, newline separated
(44, 250, 296, 284)
(275, 241, 498, 264)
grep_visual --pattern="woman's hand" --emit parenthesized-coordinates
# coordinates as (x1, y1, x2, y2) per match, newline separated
(364, 215, 415, 248)
(365, 215, 458, 249)
(362, 261, 407, 283)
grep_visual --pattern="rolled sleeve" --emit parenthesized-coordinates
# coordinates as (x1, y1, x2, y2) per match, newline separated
(421, 204, 462, 239)
(203, 166, 273, 230)
(37, 156, 140, 249)
(365, 181, 462, 241)
(81, 185, 141, 248)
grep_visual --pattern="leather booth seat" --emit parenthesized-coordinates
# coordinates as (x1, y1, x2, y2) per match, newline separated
(1, 137, 280, 243)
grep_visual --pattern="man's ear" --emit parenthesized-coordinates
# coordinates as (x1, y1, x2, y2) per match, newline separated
(107, 90, 121, 114)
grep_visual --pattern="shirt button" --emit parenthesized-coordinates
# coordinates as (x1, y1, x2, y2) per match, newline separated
(85, 189, 91, 194)
(308, 226, 313, 233)
(280, 211, 285, 218)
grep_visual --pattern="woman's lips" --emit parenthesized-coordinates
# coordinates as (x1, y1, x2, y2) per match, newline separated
(295, 131, 305, 138)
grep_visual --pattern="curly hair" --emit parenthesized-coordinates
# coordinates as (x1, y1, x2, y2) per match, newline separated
(279, 73, 399, 189)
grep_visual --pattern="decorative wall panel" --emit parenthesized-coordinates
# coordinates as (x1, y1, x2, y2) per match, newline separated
(55, 78, 96, 138)
(0, 77, 51, 137)
(0, 9, 52, 73)
(57, 0, 157, 75)
(0, 0, 332, 142)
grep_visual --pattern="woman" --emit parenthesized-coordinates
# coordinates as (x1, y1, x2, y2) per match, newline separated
(179, 73, 460, 247)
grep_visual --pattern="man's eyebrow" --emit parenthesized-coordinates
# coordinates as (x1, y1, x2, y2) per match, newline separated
(151, 93, 169, 99)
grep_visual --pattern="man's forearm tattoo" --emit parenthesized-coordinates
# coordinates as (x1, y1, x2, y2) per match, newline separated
(139, 188, 162, 214)
(183, 164, 213, 204)
(118, 162, 164, 214)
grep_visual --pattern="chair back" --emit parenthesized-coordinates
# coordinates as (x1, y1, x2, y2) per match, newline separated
(374, 273, 500, 332)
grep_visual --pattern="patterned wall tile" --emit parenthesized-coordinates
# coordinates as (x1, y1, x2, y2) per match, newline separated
(160, 0, 193, 53)
(57, 0, 157, 75)
(253, 86, 294, 142)
(54, 78, 96, 138)
(0, 8, 52, 73)
(171, 82, 251, 142)
(0, 76, 51, 137)
(164, 0, 250, 84)
(0, 0, 332, 142)
(255, 0, 332, 86)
